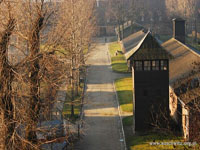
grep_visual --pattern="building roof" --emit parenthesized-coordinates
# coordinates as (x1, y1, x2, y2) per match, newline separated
(162, 38, 200, 84)
(122, 30, 147, 54)
(123, 31, 171, 60)
(172, 18, 185, 22)
(118, 21, 145, 32)
(116, 21, 146, 40)
(186, 96, 200, 107)
(180, 88, 200, 105)
(163, 38, 200, 104)
(123, 30, 148, 59)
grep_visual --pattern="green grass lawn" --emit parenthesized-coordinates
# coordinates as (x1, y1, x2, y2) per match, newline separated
(109, 42, 129, 73)
(123, 117, 198, 150)
(115, 77, 133, 112)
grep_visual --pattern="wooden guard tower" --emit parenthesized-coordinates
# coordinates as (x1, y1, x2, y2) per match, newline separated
(125, 31, 171, 132)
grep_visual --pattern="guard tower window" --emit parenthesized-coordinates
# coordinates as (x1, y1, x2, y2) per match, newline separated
(135, 61, 143, 71)
(152, 60, 159, 70)
(161, 60, 168, 70)
(144, 61, 151, 71)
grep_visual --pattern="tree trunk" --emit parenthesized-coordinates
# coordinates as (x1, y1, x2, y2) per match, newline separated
(75, 70, 79, 96)
(0, 18, 15, 150)
(70, 56, 74, 117)
(74, 54, 78, 96)
(71, 0, 76, 117)
(117, 22, 121, 41)
(25, 15, 44, 149)
(122, 22, 124, 40)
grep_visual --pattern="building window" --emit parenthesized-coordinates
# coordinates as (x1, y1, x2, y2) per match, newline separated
(152, 60, 159, 70)
(135, 61, 143, 71)
(144, 61, 151, 71)
(160, 60, 168, 70)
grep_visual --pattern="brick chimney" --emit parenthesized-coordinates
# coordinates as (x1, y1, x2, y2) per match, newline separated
(173, 18, 185, 44)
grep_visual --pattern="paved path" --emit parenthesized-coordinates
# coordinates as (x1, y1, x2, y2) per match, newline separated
(75, 39, 128, 150)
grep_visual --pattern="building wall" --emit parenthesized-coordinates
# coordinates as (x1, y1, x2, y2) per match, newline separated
(182, 107, 189, 140)
(169, 87, 178, 122)
(118, 23, 144, 40)
(107, 26, 116, 36)
(169, 92, 200, 141)
(134, 70, 169, 131)
(169, 88, 184, 133)
(95, 26, 116, 37)
(132, 67, 136, 134)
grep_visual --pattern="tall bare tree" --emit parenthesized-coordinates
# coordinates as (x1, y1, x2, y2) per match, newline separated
(107, 0, 127, 39)
(165, 0, 200, 41)
(11, 1, 67, 149)
(0, 1, 16, 149)
(0, 0, 95, 149)
(55, 0, 95, 117)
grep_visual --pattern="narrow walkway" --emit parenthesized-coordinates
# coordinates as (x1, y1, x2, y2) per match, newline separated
(75, 39, 126, 150)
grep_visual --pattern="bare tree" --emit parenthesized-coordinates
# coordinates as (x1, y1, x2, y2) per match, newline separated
(165, 0, 200, 42)
(55, 0, 95, 117)
(12, 1, 52, 148)
(0, 0, 95, 149)
(107, 0, 127, 39)
(0, 1, 16, 149)
(3, 0, 66, 149)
